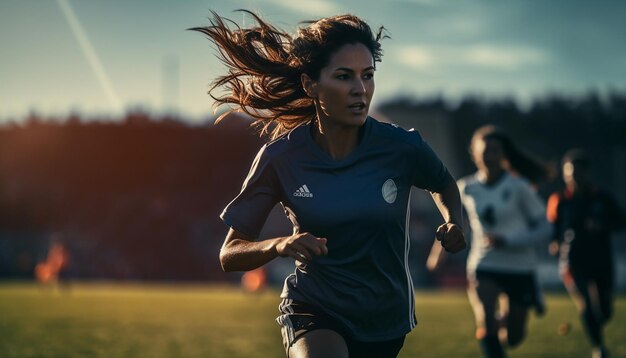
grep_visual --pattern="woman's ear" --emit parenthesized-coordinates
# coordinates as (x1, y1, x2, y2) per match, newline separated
(301, 73, 318, 98)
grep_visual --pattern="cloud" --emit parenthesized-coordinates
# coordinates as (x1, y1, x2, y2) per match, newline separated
(396, 44, 549, 71)
(264, 0, 340, 16)
(404, 0, 445, 7)
(464, 45, 547, 69)
(396, 47, 436, 70)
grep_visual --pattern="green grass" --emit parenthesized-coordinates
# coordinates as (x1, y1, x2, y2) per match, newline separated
(0, 283, 624, 357)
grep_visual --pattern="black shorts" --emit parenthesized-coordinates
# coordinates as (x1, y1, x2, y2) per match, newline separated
(276, 298, 405, 358)
(561, 259, 614, 282)
(559, 261, 614, 292)
(473, 270, 544, 313)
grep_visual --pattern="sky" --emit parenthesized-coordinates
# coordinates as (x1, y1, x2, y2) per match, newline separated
(1, 0, 625, 123)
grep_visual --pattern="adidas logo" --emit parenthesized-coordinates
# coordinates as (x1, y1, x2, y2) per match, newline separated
(293, 185, 313, 198)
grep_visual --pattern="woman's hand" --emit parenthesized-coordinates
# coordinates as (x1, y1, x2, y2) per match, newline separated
(435, 223, 466, 253)
(275, 233, 328, 263)
(548, 241, 560, 256)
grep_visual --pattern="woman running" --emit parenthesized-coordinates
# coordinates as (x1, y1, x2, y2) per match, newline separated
(191, 10, 466, 358)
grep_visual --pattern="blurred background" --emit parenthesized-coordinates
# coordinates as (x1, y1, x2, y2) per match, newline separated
(1, 0, 625, 290)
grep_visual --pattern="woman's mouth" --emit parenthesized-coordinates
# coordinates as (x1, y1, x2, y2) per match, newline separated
(348, 102, 366, 112)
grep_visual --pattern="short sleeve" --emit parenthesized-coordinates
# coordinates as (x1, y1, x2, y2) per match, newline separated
(456, 178, 467, 200)
(546, 193, 561, 223)
(409, 130, 449, 192)
(220, 144, 281, 239)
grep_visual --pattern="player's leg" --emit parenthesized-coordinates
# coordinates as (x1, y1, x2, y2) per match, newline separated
(587, 269, 614, 358)
(585, 282, 610, 358)
(501, 300, 529, 348)
(532, 273, 546, 316)
(289, 329, 348, 358)
(498, 271, 539, 347)
(564, 270, 604, 349)
(276, 299, 349, 358)
(345, 335, 405, 358)
(468, 274, 504, 358)
(595, 270, 614, 325)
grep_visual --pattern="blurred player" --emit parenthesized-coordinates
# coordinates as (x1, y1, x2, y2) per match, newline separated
(429, 125, 551, 358)
(547, 149, 624, 358)
(241, 267, 267, 293)
(35, 241, 69, 285)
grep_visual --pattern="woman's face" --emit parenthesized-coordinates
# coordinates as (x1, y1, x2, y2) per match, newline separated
(563, 160, 590, 188)
(305, 42, 375, 127)
(472, 137, 506, 173)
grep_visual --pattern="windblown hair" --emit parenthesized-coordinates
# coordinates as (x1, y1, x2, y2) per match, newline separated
(470, 125, 549, 185)
(189, 10, 386, 139)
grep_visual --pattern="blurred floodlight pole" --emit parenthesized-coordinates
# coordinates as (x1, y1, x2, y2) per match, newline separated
(162, 55, 180, 116)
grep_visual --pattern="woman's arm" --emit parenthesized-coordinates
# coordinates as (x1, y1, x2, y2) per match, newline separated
(219, 228, 328, 272)
(429, 172, 466, 254)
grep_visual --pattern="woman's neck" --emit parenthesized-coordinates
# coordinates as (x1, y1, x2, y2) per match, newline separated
(567, 182, 590, 195)
(312, 118, 363, 161)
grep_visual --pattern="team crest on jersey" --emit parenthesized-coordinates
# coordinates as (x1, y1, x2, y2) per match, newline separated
(382, 179, 397, 204)
(293, 185, 313, 198)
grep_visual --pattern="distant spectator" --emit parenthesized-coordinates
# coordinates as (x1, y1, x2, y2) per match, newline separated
(35, 240, 69, 285)
(241, 267, 267, 293)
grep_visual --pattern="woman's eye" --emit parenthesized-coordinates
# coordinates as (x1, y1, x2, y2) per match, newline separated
(337, 74, 349, 80)
(363, 73, 374, 80)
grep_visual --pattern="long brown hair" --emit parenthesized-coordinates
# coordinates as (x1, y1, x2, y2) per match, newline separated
(189, 10, 386, 139)
(470, 125, 549, 185)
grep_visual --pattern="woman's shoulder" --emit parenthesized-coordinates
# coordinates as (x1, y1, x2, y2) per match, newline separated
(506, 173, 533, 188)
(368, 116, 425, 148)
(504, 173, 540, 197)
(457, 173, 480, 191)
(262, 123, 309, 158)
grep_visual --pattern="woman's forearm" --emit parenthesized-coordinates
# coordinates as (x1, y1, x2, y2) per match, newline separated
(220, 230, 281, 272)
(219, 229, 328, 272)
(430, 173, 464, 227)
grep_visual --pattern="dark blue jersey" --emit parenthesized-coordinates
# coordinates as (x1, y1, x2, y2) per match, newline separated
(221, 116, 449, 341)
(547, 187, 624, 273)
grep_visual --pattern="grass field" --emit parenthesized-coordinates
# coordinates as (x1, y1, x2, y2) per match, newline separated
(0, 283, 624, 357)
